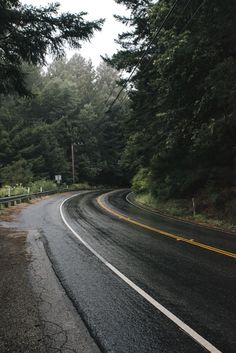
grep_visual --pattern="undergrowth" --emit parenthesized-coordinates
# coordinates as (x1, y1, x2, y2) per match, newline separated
(134, 192, 236, 233)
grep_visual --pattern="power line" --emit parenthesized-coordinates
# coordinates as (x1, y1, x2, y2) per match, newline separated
(111, 0, 205, 110)
(179, 0, 205, 33)
(104, 69, 125, 106)
(116, 0, 192, 109)
(108, 0, 195, 111)
(172, 0, 192, 28)
(105, 0, 179, 112)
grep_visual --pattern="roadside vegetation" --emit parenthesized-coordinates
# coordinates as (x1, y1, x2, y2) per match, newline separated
(131, 166, 236, 232)
(108, 0, 236, 228)
(0, 57, 129, 186)
(134, 192, 236, 233)
(0, 180, 56, 197)
(0, 181, 99, 198)
(0, 0, 235, 229)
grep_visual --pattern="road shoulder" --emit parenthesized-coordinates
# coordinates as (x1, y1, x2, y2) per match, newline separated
(0, 224, 46, 353)
(0, 200, 101, 353)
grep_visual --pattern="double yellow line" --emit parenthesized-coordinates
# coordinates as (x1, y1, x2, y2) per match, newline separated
(97, 193, 236, 260)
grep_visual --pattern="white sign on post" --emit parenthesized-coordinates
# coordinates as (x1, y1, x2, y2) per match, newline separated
(55, 175, 62, 184)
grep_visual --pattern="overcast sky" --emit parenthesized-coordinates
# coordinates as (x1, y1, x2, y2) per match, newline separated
(22, 0, 129, 67)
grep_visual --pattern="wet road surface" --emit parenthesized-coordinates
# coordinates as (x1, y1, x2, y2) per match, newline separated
(19, 190, 236, 353)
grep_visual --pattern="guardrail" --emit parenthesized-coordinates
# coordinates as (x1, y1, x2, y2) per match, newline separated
(0, 186, 101, 211)
(0, 190, 60, 210)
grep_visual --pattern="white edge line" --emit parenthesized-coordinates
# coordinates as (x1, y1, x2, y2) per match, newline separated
(60, 193, 222, 353)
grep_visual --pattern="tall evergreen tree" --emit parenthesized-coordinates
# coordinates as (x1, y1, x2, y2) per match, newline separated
(0, 56, 130, 185)
(110, 0, 236, 199)
(0, 0, 103, 95)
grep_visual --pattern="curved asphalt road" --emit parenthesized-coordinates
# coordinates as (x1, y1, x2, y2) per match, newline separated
(20, 190, 236, 353)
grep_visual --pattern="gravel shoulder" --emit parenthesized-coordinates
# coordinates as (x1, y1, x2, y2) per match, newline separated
(0, 225, 46, 353)
(0, 199, 101, 353)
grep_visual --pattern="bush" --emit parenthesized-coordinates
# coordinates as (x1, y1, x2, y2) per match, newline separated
(135, 192, 190, 217)
(68, 182, 91, 190)
(0, 159, 33, 185)
(132, 168, 151, 193)
(29, 179, 57, 193)
(0, 184, 28, 197)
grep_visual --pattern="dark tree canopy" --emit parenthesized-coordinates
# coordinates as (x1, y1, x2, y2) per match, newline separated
(0, 0, 235, 221)
(0, 55, 130, 185)
(108, 0, 236, 210)
(0, 0, 104, 95)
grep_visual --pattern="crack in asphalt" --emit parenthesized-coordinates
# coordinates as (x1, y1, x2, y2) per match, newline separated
(28, 231, 83, 353)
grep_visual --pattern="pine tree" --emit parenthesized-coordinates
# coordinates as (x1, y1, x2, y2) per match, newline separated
(0, 0, 104, 95)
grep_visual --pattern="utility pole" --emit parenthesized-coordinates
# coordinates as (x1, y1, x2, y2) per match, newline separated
(71, 143, 75, 184)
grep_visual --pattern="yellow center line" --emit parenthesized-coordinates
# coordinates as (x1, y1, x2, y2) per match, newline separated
(97, 193, 236, 260)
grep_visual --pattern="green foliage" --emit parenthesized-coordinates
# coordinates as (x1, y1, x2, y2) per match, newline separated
(0, 54, 130, 186)
(110, 0, 236, 203)
(0, 159, 33, 185)
(135, 192, 190, 217)
(134, 192, 236, 231)
(0, 179, 97, 198)
(68, 182, 91, 190)
(0, 0, 103, 95)
(2, 0, 235, 218)
(0, 179, 58, 197)
(0, 185, 28, 197)
(29, 179, 57, 193)
(132, 168, 151, 193)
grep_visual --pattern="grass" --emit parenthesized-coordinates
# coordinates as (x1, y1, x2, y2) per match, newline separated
(0, 185, 28, 197)
(135, 192, 190, 217)
(0, 180, 103, 198)
(134, 192, 236, 234)
(0, 180, 58, 197)
(67, 182, 92, 190)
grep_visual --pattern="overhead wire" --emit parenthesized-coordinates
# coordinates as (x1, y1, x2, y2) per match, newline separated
(117, 0, 189, 109)
(104, 69, 125, 107)
(179, 0, 206, 33)
(116, 0, 206, 111)
(105, 0, 179, 112)
(172, 0, 192, 28)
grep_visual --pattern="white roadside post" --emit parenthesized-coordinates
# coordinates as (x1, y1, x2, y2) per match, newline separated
(55, 175, 62, 185)
(71, 143, 75, 184)
(192, 197, 196, 217)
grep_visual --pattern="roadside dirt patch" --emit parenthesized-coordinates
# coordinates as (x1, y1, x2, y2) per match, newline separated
(0, 196, 50, 222)
(0, 225, 46, 352)
(0, 204, 28, 222)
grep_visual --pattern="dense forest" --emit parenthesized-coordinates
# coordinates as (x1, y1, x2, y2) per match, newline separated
(108, 0, 236, 221)
(0, 0, 129, 186)
(0, 0, 235, 222)
(0, 56, 129, 185)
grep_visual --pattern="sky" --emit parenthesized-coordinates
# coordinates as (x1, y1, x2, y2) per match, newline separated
(21, 0, 129, 67)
